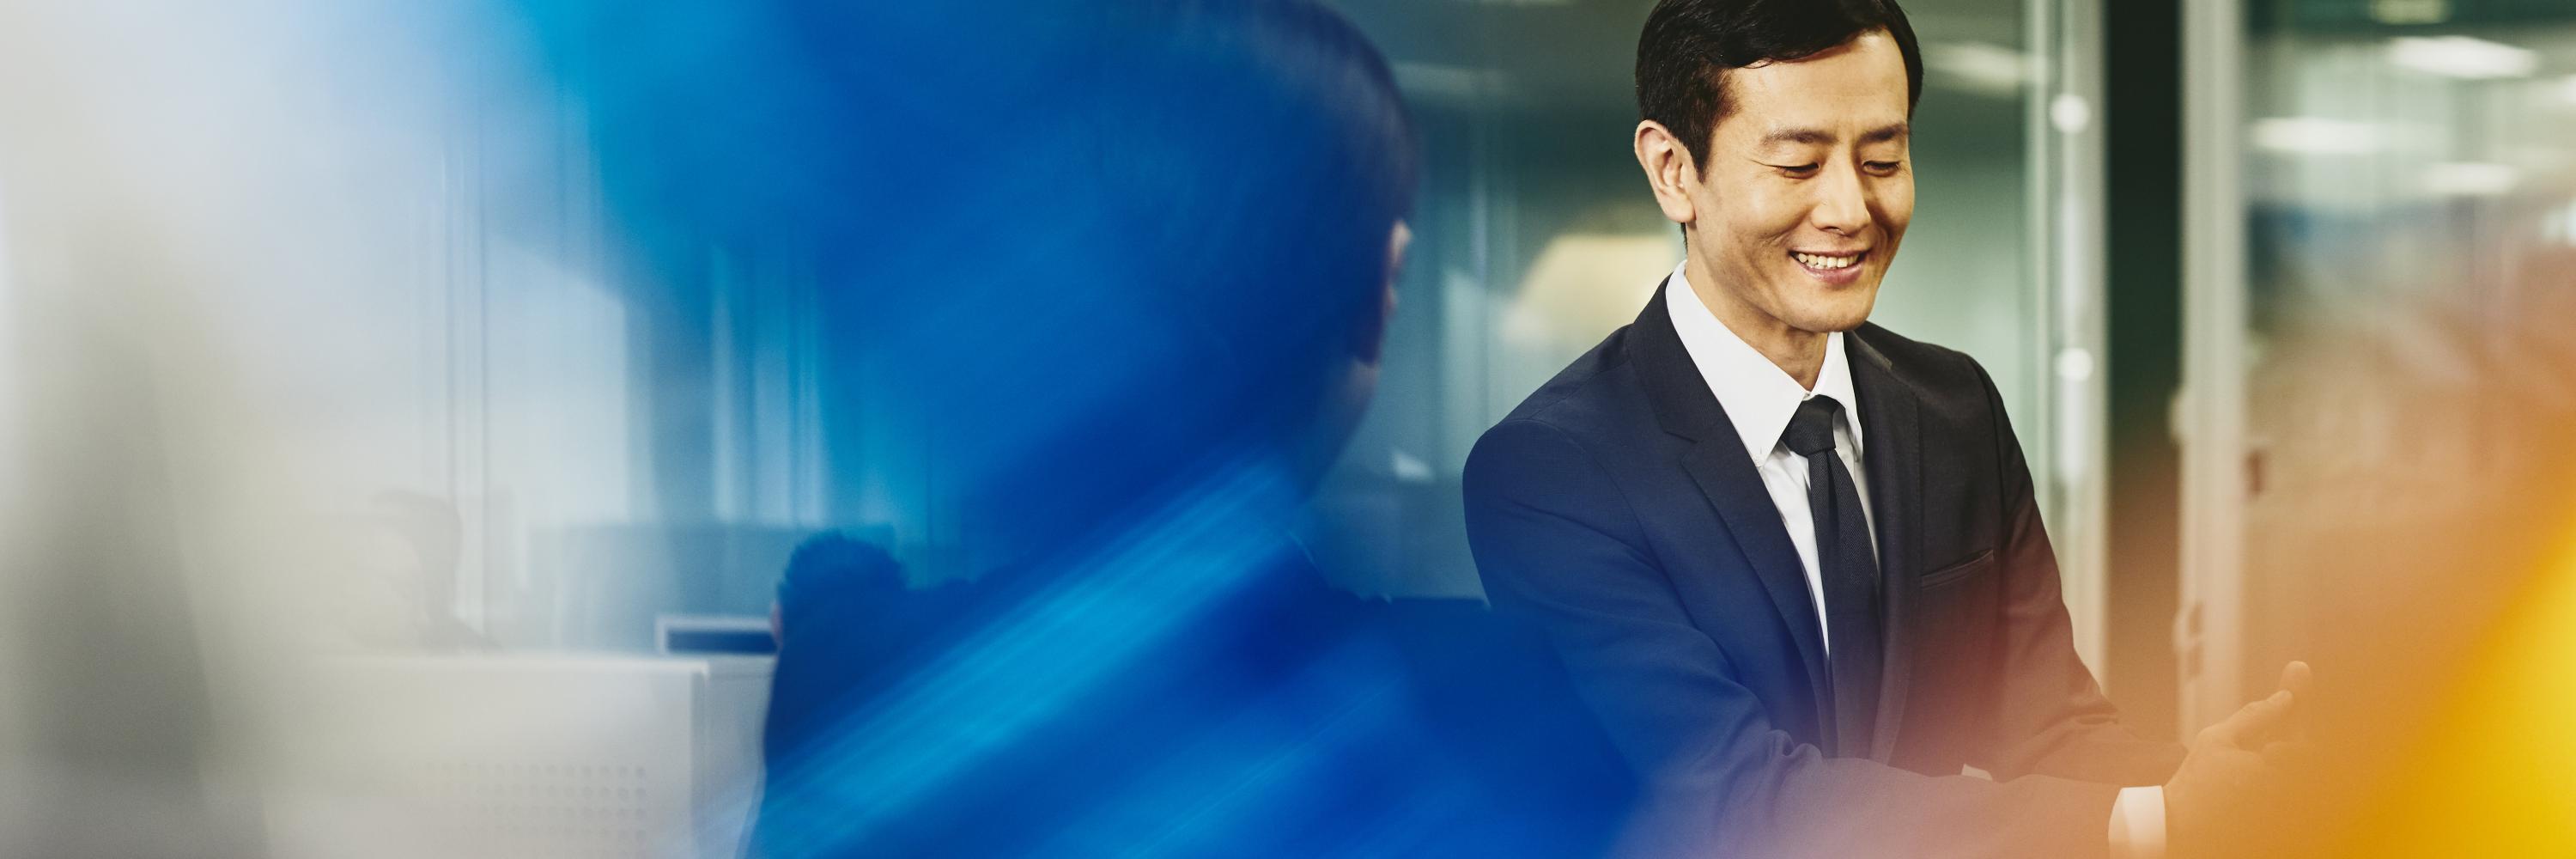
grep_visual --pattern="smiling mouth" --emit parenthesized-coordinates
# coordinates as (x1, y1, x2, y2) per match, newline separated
(1790, 250, 1867, 271)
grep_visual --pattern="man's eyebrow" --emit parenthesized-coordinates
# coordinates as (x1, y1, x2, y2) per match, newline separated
(1757, 127, 1835, 147)
(1754, 122, 1912, 147)
(1859, 122, 1911, 145)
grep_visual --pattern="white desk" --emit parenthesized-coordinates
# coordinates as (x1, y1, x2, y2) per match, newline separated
(264, 654, 772, 859)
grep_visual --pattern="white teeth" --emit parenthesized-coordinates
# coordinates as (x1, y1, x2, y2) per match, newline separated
(1794, 252, 1858, 270)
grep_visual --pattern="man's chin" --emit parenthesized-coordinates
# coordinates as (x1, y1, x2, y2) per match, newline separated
(1784, 302, 1876, 335)
(1764, 277, 1880, 334)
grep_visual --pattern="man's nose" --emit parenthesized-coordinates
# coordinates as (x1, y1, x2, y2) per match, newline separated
(1811, 162, 1871, 235)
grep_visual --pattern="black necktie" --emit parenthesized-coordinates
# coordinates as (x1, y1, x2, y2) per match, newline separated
(1782, 394, 1881, 757)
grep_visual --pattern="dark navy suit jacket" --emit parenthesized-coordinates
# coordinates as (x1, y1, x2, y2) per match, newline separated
(1463, 284, 2184, 857)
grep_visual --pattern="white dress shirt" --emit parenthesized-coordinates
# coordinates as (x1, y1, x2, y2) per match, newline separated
(1664, 263, 1874, 653)
(1662, 263, 2166, 858)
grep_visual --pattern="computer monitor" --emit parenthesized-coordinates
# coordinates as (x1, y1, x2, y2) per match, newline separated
(658, 614, 778, 656)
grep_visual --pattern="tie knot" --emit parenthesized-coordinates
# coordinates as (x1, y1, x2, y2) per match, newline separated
(1782, 395, 1844, 457)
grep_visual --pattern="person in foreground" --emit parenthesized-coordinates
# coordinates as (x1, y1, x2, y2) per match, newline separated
(1460, 1, 2313, 856)
(705, 3, 1627, 856)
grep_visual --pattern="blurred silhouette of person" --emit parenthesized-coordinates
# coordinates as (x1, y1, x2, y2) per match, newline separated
(324, 491, 491, 650)
(768, 531, 909, 647)
(761, 530, 964, 798)
(513, 2, 1640, 856)
(370, 490, 489, 649)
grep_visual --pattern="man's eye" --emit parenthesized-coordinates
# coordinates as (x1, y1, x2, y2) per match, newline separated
(1773, 163, 1820, 176)
(1865, 161, 1903, 173)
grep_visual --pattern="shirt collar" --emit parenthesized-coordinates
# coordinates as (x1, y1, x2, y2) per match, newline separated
(1664, 261, 1863, 462)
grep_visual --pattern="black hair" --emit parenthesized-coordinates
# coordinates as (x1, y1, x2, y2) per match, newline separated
(1103, 0, 1419, 378)
(934, 0, 1420, 554)
(1635, 0, 1924, 166)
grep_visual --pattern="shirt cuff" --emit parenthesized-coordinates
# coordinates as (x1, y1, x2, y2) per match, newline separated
(2106, 784, 2167, 859)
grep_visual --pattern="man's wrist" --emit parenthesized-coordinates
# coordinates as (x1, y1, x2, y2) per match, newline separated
(2106, 784, 2167, 859)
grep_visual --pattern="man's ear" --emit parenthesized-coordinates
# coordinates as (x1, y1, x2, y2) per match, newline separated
(1357, 220, 1410, 367)
(1634, 120, 1698, 226)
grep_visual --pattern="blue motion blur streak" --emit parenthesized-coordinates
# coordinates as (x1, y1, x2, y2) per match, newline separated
(757, 460, 1309, 855)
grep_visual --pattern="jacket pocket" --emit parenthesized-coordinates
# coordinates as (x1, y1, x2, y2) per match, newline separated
(1919, 547, 1996, 588)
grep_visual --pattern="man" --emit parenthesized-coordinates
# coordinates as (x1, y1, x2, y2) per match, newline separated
(1461, 1, 2309, 856)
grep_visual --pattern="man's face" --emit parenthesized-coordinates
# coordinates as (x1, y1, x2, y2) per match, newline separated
(1684, 29, 1913, 335)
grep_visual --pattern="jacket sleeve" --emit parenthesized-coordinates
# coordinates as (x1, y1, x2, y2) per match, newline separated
(1962, 356, 2189, 788)
(1463, 417, 2125, 859)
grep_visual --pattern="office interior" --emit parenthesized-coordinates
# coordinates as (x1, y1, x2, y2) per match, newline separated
(0, 0, 2570, 855)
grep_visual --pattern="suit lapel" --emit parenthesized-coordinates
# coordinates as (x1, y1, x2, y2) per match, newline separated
(1848, 329, 1923, 763)
(1628, 283, 1835, 739)
(1679, 446, 1837, 739)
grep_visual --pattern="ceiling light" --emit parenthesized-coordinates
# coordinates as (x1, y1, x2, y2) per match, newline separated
(1392, 62, 1513, 102)
(2369, 0, 2450, 25)
(1923, 42, 2030, 98)
(2421, 161, 2518, 197)
(2388, 36, 2537, 80)
(2250, 117, 2384, 155)
(2050, 94, 2093, 134)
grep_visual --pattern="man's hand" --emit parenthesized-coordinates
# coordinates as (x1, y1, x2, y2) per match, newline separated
(2165, 661, 2312, 859)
